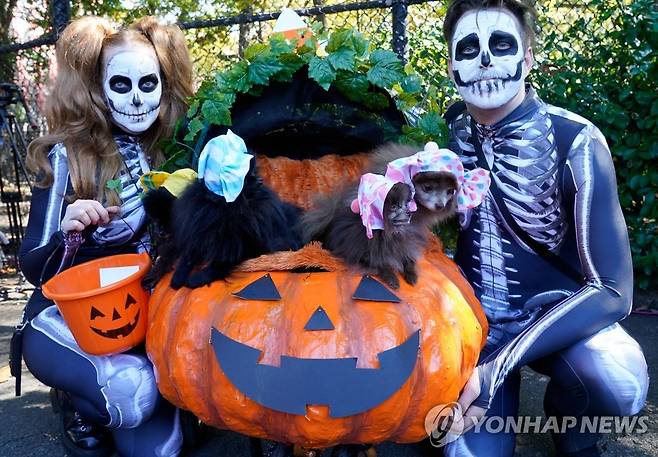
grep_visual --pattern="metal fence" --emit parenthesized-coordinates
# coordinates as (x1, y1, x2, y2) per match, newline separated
(0, 0, 624, 266)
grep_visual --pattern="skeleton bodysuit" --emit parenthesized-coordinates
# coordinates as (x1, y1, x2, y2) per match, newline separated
(444, 90, 649, 456)
(441, 9, 647, 455)
(17, 42, 183, 457)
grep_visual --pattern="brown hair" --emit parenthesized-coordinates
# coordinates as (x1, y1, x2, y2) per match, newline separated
(443, 0, 537, 55)
(27, 16, 194, 206)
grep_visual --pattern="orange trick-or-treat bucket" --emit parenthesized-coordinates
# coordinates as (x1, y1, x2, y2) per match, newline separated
(42, 253, 152, 355)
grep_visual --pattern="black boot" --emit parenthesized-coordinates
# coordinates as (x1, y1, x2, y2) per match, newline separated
(50, 388, 114, 457)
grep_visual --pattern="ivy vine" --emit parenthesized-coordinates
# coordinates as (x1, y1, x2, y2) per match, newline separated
(161, 27, 447, 172)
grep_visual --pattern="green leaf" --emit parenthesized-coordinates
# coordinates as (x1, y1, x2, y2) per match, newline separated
(160, 149, 191, 173)
(334, 71, 370, 102)
(367, 49, 405, 89)
(186, 99, 200, 118)
(225, 61, 252, 93)
(326, 29, 368, 58)
(400, 74, 422, 94)
(297, 42, 318, 63)
(201, 99, 231, 126)
(248, 52, 285, 86)
(269, 34, 296, 55)
(350, 30, 369, 58)
(326, 29, 353, 52)
(308, 56, 337, 90)
(106, 179, 123, 193)
(327, 47, 357, 71)
(272, 53, 305, 81)
(399, 125, 429, 145)
(244, 43, 269, 61)
(184, 118, 203, 142)
(417, 111, 445, 136)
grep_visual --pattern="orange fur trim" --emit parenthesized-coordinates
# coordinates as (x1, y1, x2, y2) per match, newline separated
(236, 242, 349, 272)
(236, 236, 444, 273)
(257, 153, 371, 210)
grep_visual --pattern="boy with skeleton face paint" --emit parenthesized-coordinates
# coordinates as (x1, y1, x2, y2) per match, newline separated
(440, 1, 649, 456)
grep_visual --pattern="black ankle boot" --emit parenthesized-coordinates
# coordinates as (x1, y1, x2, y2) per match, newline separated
(50, 389, 114, 457)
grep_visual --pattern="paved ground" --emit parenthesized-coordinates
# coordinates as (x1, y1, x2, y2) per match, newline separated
(1, 274, 656, 457)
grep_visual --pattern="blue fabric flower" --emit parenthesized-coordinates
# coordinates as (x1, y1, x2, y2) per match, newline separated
(197, 130, 254, 202)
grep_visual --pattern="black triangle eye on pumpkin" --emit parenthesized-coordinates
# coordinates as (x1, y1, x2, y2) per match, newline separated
(232, 274, 281, 301)
(352, 276, 401, 303)
(125, 293, 137, 309)
(90, 306, 106, 320)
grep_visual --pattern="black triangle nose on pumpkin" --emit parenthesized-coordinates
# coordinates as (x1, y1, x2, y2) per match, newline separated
(112, 308, 121, 321)
(304, 306, 334, 331)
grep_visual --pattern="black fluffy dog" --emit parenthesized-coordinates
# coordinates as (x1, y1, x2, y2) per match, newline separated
(145, 158, 303, 289)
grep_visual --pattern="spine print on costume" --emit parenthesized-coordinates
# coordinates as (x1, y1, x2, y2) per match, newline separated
(474, 196, 515, 321)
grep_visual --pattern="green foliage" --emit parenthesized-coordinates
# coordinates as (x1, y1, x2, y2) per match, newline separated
(533, 0, 658, 290)
(171, 27, 448, 168)
(106, 178, 123, 193)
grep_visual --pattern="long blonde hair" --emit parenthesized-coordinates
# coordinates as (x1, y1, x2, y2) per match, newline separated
(27, 16, 194, 206)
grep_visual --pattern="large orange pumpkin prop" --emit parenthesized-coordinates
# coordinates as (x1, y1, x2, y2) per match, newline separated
(146, 153, 487, 448)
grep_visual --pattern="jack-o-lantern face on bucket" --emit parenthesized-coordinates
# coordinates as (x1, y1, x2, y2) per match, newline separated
(146, 242, 487, 449)
(90, 293, 141, 339)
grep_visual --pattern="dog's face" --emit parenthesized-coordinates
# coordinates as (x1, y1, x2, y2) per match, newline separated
(412, 172, 458, 216)
(384, 183, 413, 229)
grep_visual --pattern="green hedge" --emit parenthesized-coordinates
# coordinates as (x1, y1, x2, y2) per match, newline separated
(533, 0, 658, 290)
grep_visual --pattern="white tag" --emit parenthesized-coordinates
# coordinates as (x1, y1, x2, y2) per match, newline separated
(273, 8, 307, 32)
(99, 266, 140, 288)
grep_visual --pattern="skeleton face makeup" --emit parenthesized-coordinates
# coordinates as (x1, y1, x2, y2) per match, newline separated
(450, 9, 528, 110)
(103, 44, 162, 134)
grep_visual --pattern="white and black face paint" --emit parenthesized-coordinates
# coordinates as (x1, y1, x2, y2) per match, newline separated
(451, 9, 528, 110)
(103, 45, 162, 134)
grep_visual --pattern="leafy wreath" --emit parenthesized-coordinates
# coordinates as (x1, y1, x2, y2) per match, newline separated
(161, 26, 447, 172)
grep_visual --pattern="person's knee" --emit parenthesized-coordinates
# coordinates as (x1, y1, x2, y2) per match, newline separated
(576, 326, 648, 416)
(101, 355, 159, 428)
(444, 430, 516, 457)
(601, 347, 649, 417)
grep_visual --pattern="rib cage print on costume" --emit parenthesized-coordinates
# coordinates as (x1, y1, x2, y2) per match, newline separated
(451, 93, 570, 323)
(452, 102, 567, 251)
(92, 135, 150, 245)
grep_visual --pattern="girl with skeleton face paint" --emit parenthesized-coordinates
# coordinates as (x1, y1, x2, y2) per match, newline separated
(450, 8, 529, 111)
(103, 44, 163, 134)
(18, 16, 194, 457)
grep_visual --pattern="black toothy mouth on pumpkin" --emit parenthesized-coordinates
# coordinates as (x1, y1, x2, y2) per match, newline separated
(211, 328, 420, 418)
(91, 310, 140, 339)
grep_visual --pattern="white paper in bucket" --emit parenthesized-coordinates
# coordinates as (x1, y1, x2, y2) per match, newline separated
(99, 265, 140, 288)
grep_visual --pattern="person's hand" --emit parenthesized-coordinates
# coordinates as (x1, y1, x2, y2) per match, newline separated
(60, 199, 120, 233)
(441, 366, 489, 435)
